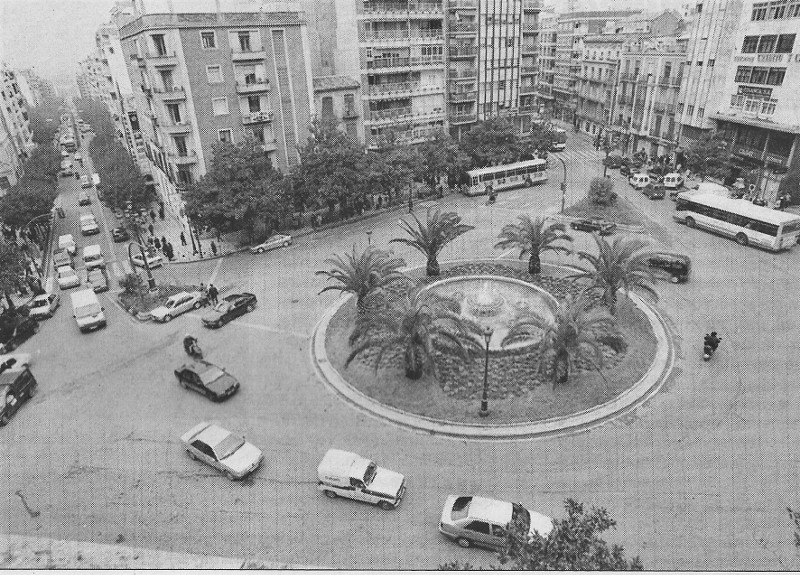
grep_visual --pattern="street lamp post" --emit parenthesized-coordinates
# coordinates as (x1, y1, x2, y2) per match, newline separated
(366, 230, 373, 245)
(127, 241, 157, 291)
(556, 156, 568, 212)
(479, 325, 493, 418)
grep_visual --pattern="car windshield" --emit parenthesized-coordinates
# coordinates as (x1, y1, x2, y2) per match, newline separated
(31, 298, 48, 309)
(511, 503, 531, 530)
(214, 301, 232, 313)
(215, 433, 245, 460)
(198, 366, 225, 384)
(75, 303, 100, 317)
(363, 462, 377, 485)
(59, 269, 74, 278)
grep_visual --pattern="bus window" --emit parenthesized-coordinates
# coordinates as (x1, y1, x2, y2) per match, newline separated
(471, 176, 478, 186)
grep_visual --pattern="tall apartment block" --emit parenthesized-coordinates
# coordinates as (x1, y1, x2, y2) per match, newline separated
(0, 66, 34, 193)
(534, 14, 557, 118)
(709, 0, 800, 198)
(17, 69, 56, 108)
(117, 0, 314, 217)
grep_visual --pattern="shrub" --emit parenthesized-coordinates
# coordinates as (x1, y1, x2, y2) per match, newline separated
(588, 176, 617, 206)
(119, 272, 144, 295)
(778, 170, 800, 205)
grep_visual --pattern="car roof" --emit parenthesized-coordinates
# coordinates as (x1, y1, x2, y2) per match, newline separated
(466, 496, 513, 525)
(0, 368, 27, 385)
(195, 423, 232, 448)
(650, 252, 690, 263)
(319, 449, 371, 479)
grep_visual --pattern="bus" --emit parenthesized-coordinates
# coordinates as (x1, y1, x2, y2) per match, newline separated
(673, 191, 800, 251)
(549, 127, 567, 151)
(465, 158, 548, 196)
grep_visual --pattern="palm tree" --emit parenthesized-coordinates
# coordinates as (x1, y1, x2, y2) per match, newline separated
(315, 246, 409, 312)
(390, 208, 474, 276)
(494, 215, 572, 275)
(346, 287, 482, 380)
(502, 293, 614, 388)
(571, 235, 657, 315)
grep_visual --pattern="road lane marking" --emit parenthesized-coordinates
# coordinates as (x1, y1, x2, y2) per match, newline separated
(111, 262, 122, 278)
(208, 257, 223, 285)
(184, 314, 308, 339)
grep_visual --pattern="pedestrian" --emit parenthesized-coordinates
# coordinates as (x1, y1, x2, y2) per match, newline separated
(208, 284, 219, 306)
(150, 209, 156, 222)
(147, 236, 154, 246)
(161, 236, 167, 250)
(199, 282, 207, 305)
(180, 231, 187, 246)
(148, 223, 154, 236)
(154, 237, 161, 250)
(210, 241, 217, 256)
(159, 206, 165, 220)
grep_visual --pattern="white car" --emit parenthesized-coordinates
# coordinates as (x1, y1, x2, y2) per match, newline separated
(181, 422, 264, 480)
(131, 252, 163, 269)
(317, 449, 406, 510)
(250, 234, 292, 254)
(0, 353, 32, 369)
(439, 495, 553, 550)
(150, 291, 205, 322)
(28, 293, 60, 319)
(56, 266, 81, 289)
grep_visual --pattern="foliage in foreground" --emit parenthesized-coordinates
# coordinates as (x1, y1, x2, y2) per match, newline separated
(391, 208, 474, 277)
(494, 215, 572, 275)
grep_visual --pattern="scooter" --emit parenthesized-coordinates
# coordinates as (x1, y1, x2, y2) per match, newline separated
(703, 336, 720, 361)
(184, 341, 203, 360)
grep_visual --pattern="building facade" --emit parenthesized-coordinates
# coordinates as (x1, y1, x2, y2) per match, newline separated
(710, 0, 800, 200)
(0, 66, 34, 193)
(534, 14, 556, 118)
(576, 34, 624, 137)
(313, 75, 363, 141)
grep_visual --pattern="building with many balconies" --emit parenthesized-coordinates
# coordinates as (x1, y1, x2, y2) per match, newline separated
(0, 65, 34, 193)
(534, 14, 556, 118)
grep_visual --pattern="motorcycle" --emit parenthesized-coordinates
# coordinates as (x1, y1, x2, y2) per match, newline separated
(703, 335, 721, 361)
(184, 339, 203, 360)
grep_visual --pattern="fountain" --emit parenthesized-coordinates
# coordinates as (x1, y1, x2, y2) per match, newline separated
(466, 280, 506, 317)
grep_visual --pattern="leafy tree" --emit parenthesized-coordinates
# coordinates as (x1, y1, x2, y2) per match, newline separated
(571, 235, 658, 315)
(461, 117, 527, 168)
(346, 286, 481, 380)
(494, 215, 572, 275)
(391, 208, 474, 277)
(363, 143, 419, 207)
(684, 131, 730, 182)
(778, 170, 800, 206)
(414, 130, 470, 192)
(502, 293, 613, 387)
(526, 122, 555, 159)
(497, 498, 643, 570)
(27, 101, 62, 146)
(588, 176, 617, 206)
(0, 179, 56, 231)
(24, 145, 61, 183)
(0, 242, 26, 310)
(315, 246, 409, 312)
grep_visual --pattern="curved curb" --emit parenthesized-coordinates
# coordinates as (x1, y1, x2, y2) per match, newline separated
(310, 264, 675, 441)
(550, 214, 647, 234)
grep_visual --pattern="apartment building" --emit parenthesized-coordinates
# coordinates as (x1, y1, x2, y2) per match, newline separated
(534, 15, 557, 118)
(118, 0, 314, 215)
(709, 0, 800, 199)
(0, 66, 34, 193)
(576, 34, 624, 137)
(17, 70, 56, 108)
(313, 75, 363, 141)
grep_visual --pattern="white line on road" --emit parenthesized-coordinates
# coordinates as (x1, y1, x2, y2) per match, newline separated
(184, 314, 308, 339)
(208, 257, 223, 285)
(111, 262, 122, 278)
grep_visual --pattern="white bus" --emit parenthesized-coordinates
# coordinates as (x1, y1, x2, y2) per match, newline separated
(549, 127, 567, 151)
(673, 192, 800, 251)
(465, 158, 548, 196)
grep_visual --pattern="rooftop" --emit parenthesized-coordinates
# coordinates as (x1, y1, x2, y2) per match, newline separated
(313, 75, 360, 93)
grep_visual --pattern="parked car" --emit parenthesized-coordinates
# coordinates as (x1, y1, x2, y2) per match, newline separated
(0, 364, 38, 426)
(112, 227, 130, 242)
(0, 353, 32, 370)
(52, 248, 73, 269)
(439, 495, 553, 550)
(181, 421, 263, 480)
(174, 360, 240, 401)
(86, 268, 109, 293)
(0, 316, 39, 354)
(56, 266, 81, 289)
(569, 218, 616, 235)
(201, 293, 257, 329)
(603, 154, 623, 169)
(150, 291, 205, 322)
(642, 183, 665, 200)
(27, 293, 60, 319)
(130, 252, 163, 269)
(317, 449, 406, 510)
(646, 252, 691, 283)
(619, 163, 632, 177)
(250, 234, 293, 254)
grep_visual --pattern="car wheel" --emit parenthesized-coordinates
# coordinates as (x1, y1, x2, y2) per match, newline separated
(28, 385, 37, 398)
(187, 450, 197, 460)
(282, 241, 289, 248)
(179, 378, 188, 389)
(225, 471, 236, 481)
(324, 490, 337, 499)
(163, 314, 172, 322)
(457, 537, 471, 548)
(247, 303, 255, 312)
(735, 232, 748, 246)
(257, 247, 264, 254)
(378, 500, 394, 510)
(685, 216, 696, 228)
(193, 302, 201, 310)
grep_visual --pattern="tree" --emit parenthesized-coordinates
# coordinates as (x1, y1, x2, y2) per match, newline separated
(414, 130, 470, 192)
(684, 131, 730, 182)
(0, 242, 26, 310)
(497, 498, 643, 570)
(0, 178, 56, 231)
(346, 286, 481, 380)
(24, 146, 61, 183)
(778, 170, 800, 206)
(461, 117, 526, 168)
(390, 208, 474, 277)
(363, 143, 419, 207)
(571, 235, 658, 315)
(315, 246, 409, 312)
(494, 215, 572, 275)
(588, 176, 617, 206)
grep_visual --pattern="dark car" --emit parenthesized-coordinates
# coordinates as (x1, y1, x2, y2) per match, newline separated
(201, 293, 257, 328)
(604, 154, 623, 169)
(620, 163, 632, 177)
(570, 218, 617, 235)
(646, 252, 691, 283)
(0, 316, 39, 354)
(642, 183, 665, 200)
(0, 364, 38, 426)
(174, 360, 240, 401)
(112, 227, 130, 242)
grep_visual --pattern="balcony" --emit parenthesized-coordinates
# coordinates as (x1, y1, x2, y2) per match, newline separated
(521, 44, 537, 54)
(361, 2, 443, 16)
(449, 90, 476, 102)
(362, 29, 443, 44)
(520, 84, 536, 94)
(448, 0, 477, 8)
(147, 51, 178, 67)
(448, 46, 478, 58)
(368, 106, 413, 123)
(242, 110, 274, 124)
(343, 108, 359, 119)
(521, 66, 537, 75)
(231, 49, 267, 62)
(258, 139, 278, 152)
(652, 101, 676, 114)
(236, 79, 270, 94)
(162, 120, 191, 134)
(657, 75, 682, 87)
(449, 22, 477, 34)
(449, 68, 477, 79)
(367, 81, 443, 98)
(153, 86, 186, 101)
(169, 150, 198, 165)
(365, 54, 443, 70)
(449, 112, 477, 124)
(522, 0, 540, 10)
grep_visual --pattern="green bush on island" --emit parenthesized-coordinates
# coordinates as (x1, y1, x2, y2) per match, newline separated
(588, 176, 617, 206)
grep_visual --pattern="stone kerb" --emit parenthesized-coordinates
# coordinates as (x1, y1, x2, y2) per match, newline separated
(310, 260, 674, 441)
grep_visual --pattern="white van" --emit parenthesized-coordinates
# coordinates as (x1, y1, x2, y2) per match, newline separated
(70, 289, 106, 333)
(663, 172, 684, 190)
(317, 449, 406, 510)
(58, 234, 76, 255)
(80, 214, 99, 236)
(82, 244, 105, 270)
(629, 173, 651, 189)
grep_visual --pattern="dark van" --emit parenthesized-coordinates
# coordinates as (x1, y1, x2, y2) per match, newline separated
(0, 362, 38, 426)
(646, 252, 691, 283)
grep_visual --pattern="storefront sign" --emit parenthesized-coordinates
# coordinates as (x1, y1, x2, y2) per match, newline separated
(734, 55, 755, 63)
(734, 145, 762, 160)
(757, 53, 785, 63)
(765, 153, 788, 166)
(737, 85, 773, 98)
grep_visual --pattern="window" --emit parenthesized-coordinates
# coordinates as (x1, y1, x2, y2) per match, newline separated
(750, 66, 768, 83)
(166, 103, 181, 124)
(766, 67, 786, 85)
(247, 95, 261, 113)
(160, 70, 174, 91)
(757, 35, 777, 52)
(218, 129, 232, 143)
(173, 136, 188, 156)
(687, 104, 694, 116)
(735, 66, 752, 82)
(708, 59, 715, 67)
(344, 93, 355, 116)
(238, 32, 251, 52)
(776, 34, 796, 52)
(321, 96, 334, 119)
(742, 35, 759, 53)
(151, 34, 167, 56)
(789, 2, 800, 17)
(465, 521, 491, 535)
(697, 107, 704, 119)
(177, 168, 193, 186)
(206, 65, 222, 84)
(201, 31, 216, 49)
(249, 126, 265, 144)
(696, 60, 703, 66)
(769, 2, 787, 18)
(212, 97, 229, 116)
(696, 2, 703, 12)
(752, 2, 768, 19)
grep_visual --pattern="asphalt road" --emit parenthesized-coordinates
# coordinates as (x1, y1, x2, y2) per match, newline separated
(2, 133, 799, 569)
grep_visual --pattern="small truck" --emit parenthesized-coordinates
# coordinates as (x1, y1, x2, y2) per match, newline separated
(317, 448, 406, 510)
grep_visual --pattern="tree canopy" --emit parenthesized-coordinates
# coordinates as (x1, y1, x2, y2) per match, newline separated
(683, 131, 730, 182)
(461, 117, 535, 168)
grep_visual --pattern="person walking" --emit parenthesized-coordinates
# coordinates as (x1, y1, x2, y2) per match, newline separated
(207, 284, 219, 306)
(199, 283, 207, 305)
(161, 236, 167, 251)
(180, 231, 187, 246)
(148, 223, 154, 236)
(154, 237, 161, 250)
(210, 241, 217, 256)
(150, 209, 156, 222)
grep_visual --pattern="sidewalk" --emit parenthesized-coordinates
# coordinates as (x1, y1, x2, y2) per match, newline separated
(138, 205, 238, 263)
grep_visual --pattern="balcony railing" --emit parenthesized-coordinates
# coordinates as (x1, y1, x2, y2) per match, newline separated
(369, 106, 413, 122)
(449, 22, 477, 33)
(520, 84, 536, 94)
(236, 79, 270, 93)
(363, 29, 443, 42)
(162, 120, 191, 133)
(449, 112, 477, 124)
(153, 85, 186, 100)
(343, 108, 359, 119)
(522, 0, 541, 10)
(521, 66, 537, 75)
(242, 110, 274, 124)
(365, 55, 443, 69)
(652, 101, 676, 114)
(362, 1, 443, 14)
(449, 90, 477, 101)
(448, 0, 477, 8)
(521, 44, 537, 53)
(449, 68, 477, 78)
(147, 51, 178, 66)
(169, 150, 197, 164)
(231, 48, 267, 61)
(449, 46, 478, 57)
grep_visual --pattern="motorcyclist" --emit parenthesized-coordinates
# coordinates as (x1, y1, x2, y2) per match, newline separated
(183, 334, 199, 357)
(704, 331, 721, 351)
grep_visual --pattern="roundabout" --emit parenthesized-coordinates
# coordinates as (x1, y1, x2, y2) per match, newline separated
(312, 260, 676, 440)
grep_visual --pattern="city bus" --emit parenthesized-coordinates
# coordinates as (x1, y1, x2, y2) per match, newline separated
(464, 158, 548, 196)
(549, 127, 567, 151)
(673, 191, 800, 251)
